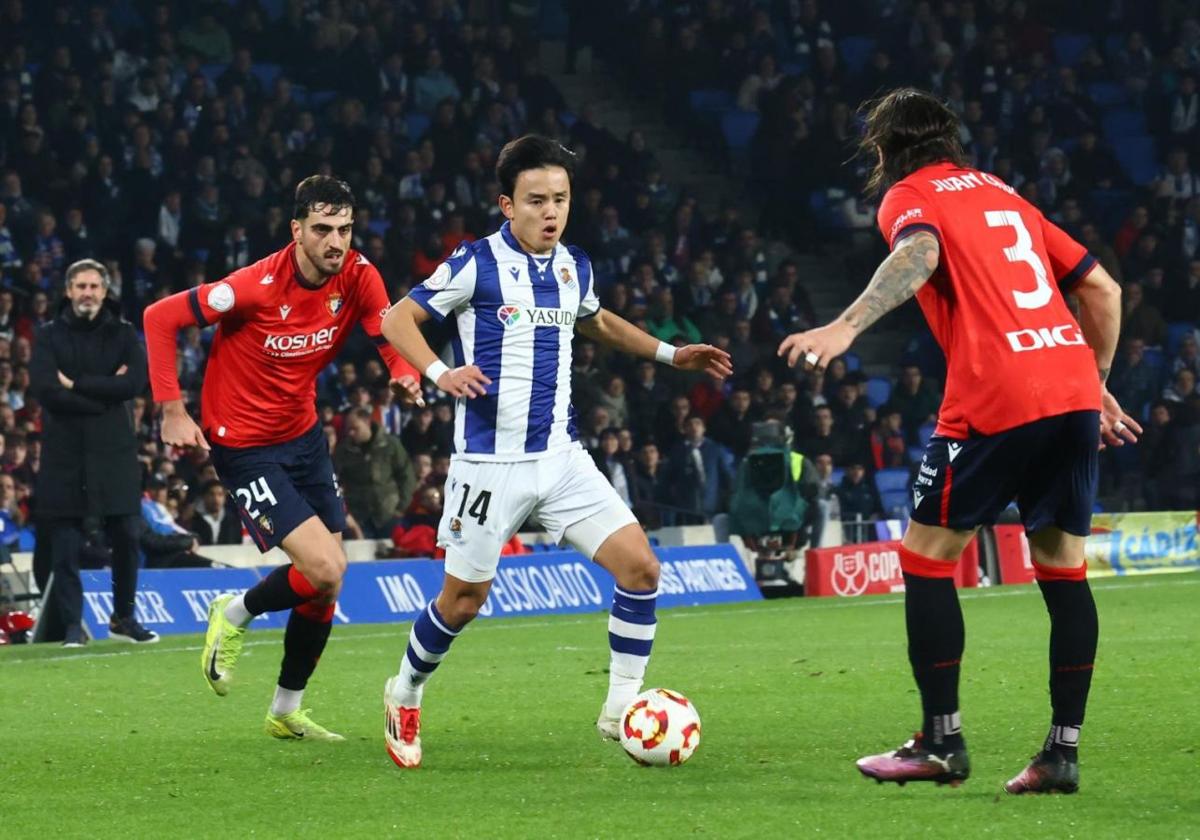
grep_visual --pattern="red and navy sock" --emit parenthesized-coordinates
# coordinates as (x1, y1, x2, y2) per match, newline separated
(278, 599, 335, 691)
(900, 545, 966, 754)
(244, 565, 319, 616)
(1034, 560, 1097, 762)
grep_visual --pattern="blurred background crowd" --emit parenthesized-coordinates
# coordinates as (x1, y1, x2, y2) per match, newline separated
(1, 0, 1198, 566)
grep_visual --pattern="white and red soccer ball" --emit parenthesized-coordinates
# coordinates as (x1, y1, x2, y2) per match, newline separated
(619, 688, 702, 767)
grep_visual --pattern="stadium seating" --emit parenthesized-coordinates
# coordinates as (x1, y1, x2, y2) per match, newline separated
(864, 377, 891, 408)
(838, 36, 876, 75)
(1111, 136, 1158, 185)
(1053, 33, 1092, 67)
(874, 468, 911, 517)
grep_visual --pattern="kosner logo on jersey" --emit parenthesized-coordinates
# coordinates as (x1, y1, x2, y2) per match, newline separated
(1004, 323, 1086, 353)
(263, 326, 339, 353)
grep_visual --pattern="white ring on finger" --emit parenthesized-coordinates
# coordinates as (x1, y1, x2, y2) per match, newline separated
(1113, 420, 1126, 433)
(805, 351, 820, 367)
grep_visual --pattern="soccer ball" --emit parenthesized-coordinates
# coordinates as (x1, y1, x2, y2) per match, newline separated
(619, 688, 702, 767)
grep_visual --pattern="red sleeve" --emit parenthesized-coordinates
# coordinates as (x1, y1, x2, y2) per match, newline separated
(143, 269, 262, 403)
(1039, 215, 1098, 293)
(876, 182, 941, 251)
(358, 262, 419, 381)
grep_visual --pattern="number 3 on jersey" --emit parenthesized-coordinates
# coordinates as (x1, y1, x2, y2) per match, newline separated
(984, 210, 1052, 310)
(236, 477, 278, 518)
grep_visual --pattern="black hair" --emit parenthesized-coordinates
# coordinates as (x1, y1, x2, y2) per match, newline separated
(495, 134, 577, 197)
(293, 174, 355, 221)
(859, 87, 968, 196)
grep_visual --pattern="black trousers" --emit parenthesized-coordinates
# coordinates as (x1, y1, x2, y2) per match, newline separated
(49, 515, 141, 629)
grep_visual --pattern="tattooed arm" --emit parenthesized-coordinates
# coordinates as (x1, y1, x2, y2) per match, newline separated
(778, 232, 940, 369)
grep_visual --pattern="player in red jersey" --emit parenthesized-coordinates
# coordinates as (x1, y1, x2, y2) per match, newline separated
(143, 176, 424, 740)
(779, 89, 1142, 793)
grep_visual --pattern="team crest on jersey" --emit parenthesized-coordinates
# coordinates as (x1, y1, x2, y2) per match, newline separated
(424, 263, 451, 291)
(497, 305, 522, 326)
(326, 292, 344, 316)
(559, 267, 575, 287)
(257, 514, 274, 535)
(449, 517, 463, 540)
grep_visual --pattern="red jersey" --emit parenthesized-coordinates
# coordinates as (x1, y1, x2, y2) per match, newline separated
(145, 243, 417, 448)
(876, 162, 1102, 438)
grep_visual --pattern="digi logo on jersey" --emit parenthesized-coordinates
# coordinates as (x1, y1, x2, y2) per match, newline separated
(263, 325, 339, 356)
(496, 306, 576, 328)
(1004, 323, 1086, 353)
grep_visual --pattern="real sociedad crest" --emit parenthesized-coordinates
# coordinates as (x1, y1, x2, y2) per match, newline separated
(559, 266, 575, 287)
(326, 292, 344, 316)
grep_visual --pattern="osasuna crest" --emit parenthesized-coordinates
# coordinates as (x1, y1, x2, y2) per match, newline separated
(559, 266, 575, 287)
(326, 292, 344, 316)
(257, 514, 274, 535)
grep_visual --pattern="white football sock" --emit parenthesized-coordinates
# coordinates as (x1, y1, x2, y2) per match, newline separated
(605, 652, 647, 719)
(391, 659, 426, 708)
(270, 686, 304, 716)
(223, 593, 253, 627)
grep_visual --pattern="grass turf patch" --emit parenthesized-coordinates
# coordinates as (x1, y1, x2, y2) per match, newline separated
(3, 573, 1197, 838)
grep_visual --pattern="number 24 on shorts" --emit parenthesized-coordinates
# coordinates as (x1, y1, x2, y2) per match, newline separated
(236, 476, 278, 518)
(455, 483, 492, 525)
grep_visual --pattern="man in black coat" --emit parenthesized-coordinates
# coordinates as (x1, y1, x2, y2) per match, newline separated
(30, 259, 157, 645)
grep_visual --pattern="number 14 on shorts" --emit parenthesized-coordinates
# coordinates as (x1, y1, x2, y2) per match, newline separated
(453, 483, 492, 526)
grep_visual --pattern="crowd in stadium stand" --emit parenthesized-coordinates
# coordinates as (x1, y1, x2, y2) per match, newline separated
(3, 1, 1200, 563)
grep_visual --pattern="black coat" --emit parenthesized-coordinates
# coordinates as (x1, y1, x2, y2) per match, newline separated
(31, 298, 146, 518)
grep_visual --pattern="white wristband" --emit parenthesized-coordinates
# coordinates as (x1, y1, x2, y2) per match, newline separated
(424, 359, 450, 384)
(655, 341, 677, 366)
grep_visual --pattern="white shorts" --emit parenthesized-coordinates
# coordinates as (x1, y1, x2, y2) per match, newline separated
(438, 445, 638, 583)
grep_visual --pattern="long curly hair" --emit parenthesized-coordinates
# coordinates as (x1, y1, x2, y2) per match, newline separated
(859, 88, 968, 196)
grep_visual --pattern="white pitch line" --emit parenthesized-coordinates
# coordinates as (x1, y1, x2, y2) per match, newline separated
(4, 574, 1195, 667)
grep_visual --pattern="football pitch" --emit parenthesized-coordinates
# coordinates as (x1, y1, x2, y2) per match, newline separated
(3, 574, 1197, 839)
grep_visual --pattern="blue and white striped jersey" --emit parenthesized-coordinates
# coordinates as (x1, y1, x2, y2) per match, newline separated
(407, 222, 600, 461)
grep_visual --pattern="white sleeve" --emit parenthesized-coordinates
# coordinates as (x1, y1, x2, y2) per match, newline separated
(406, 248, 477, 322)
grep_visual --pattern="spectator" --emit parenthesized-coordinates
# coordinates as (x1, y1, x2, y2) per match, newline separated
(629, 440, 665, 530)
(334, 407, 417, 539)
(708, 386, 759, 459)
(1171, 336, 1200, 379)
(30, 259, 155, 645)
(870, 407, 910, 470)
(664, 415, 734, 523)
(889, 365, 942, 443)
(413, 49, 461, 113)
(189, 479, 242, 546)
(1121, 282, 1168, 346)
(1162, 368, 1200, 403)
(592, 428, 633, 506)
(1110, 338, 1163, 416)
(140, 477, 208, 567)
(835, 461, 883, 542)
(648, 287, 701, 346)
(595, 373, 629, 429)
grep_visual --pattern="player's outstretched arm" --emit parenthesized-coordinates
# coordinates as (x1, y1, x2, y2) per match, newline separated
(778, 231, 940, 371)
(143, 291, 210, 450)
(381, 298, 490, 398)
(576, 308, 732, 378)
(1072, 264, 1141, 448)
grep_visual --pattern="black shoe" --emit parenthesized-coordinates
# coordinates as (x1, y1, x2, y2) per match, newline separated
(856, 733, 971, 787)
(1005, 750, 1079, 794)
(62, 624, 88, 648)
(108, 615, 160, 644)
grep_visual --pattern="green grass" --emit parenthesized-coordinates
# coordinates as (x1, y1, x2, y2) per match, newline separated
(3, 574, 1199, 839)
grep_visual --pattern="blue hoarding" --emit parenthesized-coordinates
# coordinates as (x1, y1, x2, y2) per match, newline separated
(80, 544, 760, 639)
